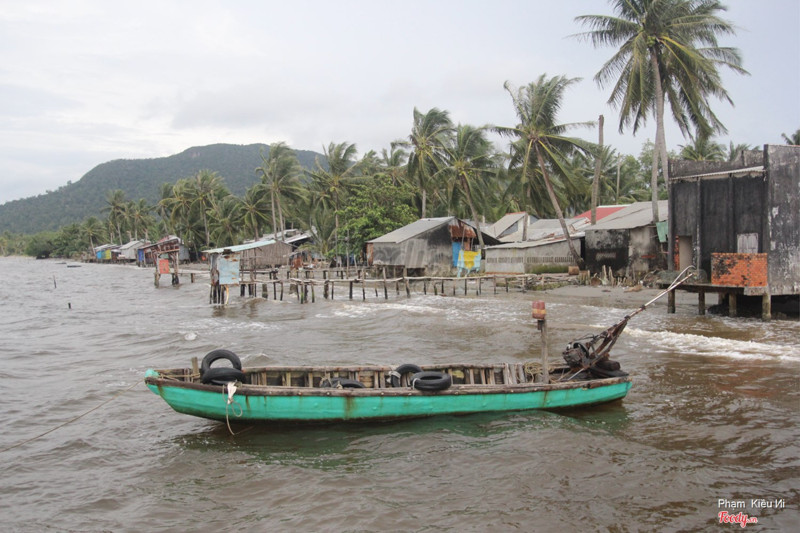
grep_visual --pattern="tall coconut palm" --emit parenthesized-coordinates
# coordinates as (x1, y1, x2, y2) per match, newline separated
(437, 124, 496, 255)
(82, 216, 104, 253)
(240, 184, 271, 241)
(156, 183, 176, 235)
(191, 170, 227, 247)
(307, 141, 359, 251)
(102, 189, 128, 244)
(127, 199, 154, 241)
(496, 76, 593, 268)
(402, 107, 453, 217)
(168, 178, 194, 241)
(207, 195, 243, 247)
(575, 0, 747, 223)
(255, 143, 304, 241)
(380, 143, 409, 186)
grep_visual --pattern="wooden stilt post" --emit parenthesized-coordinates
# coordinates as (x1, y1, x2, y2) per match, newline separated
(668, 289, 676, 314)
(532, 301, 548, 384)
(698, 289, 706, 315)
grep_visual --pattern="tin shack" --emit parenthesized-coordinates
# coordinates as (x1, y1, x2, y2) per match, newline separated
(668, 145, 799, 318)
(366, 217, 500, 276)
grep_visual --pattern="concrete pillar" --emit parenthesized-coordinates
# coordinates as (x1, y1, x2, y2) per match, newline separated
(762, 293, 772, 321)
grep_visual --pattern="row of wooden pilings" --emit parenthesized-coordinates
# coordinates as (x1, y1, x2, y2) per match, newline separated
(208, 266, 561, 305)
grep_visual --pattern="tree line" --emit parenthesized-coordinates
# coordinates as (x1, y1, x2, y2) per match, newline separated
(4, 1, 796, 264)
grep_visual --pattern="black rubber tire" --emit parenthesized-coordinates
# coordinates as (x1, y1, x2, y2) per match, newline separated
(200, 349, 242, 375)
(201, 366, 247, 385)
(588, 366, 629, 379)
(391, 364, 423, 387)
(320, 377, 365, 389)
(596, 359, 621, 371)
(410, 370, 452, 391)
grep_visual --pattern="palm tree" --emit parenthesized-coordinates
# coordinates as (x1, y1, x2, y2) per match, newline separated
(437, 124, 496, 255)
(402, 108, 453, 217)
(102, 189, 128, 244)
(207, 196, 243, 246)
(240, 184, 271, 241)
(82, 216, 104, 253)
(127, 199, 154, 241)
(496, 76, 593, 268)
(576, 0, 748, 222)
(380, 143, 408, 186)
(255, 143, 304, 241)
(156, 183, 176, 235)
(725, 141, 753, 162)
(782, 129, 800, 145)
(307, 141, 359, 252)
(168, 178, 195, 242)
(679, 133, 725, 161)
(191, 170, 226, 247)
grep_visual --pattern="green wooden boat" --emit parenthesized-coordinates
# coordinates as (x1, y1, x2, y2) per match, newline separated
(144, 358, 632, 423)
(143, 269, 705, 424)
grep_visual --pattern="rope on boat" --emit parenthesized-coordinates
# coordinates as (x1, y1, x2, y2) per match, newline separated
(224, 382, 243, 436)
(0, 380, 142, 454)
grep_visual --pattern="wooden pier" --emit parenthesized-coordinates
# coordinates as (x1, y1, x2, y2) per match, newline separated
(194, 266, 568, 305)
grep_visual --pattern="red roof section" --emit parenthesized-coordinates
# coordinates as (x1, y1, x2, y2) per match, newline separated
(574, 205, 628, 222)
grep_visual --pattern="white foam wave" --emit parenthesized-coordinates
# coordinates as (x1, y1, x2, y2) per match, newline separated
(625, 327, 800, 362)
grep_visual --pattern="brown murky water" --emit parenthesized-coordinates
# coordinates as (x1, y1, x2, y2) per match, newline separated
(1, 257, 797, 532)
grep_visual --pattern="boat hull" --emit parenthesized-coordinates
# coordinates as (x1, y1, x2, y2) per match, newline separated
(145, 369, 631, 423)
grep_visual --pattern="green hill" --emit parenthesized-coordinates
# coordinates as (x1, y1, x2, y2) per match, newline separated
(0, 143, 322, 234)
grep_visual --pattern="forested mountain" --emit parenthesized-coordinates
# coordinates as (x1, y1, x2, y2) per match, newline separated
(0, 143, 322, 234)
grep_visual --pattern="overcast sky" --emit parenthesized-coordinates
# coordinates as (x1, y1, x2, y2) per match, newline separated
(1, 0, 798, 203)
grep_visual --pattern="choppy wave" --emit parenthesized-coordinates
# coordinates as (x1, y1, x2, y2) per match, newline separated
(626, 326, 800, 362)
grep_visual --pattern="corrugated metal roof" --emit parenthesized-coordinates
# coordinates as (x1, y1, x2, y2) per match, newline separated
(487, 232, 584, 250)
(486, 212, 526, 238)
(587, 201, 668, 230)
(368, 217, 454, 243)
(204, 239, 278, 254)
(670, 165, 764, 182)
(499, 217, 589, 243)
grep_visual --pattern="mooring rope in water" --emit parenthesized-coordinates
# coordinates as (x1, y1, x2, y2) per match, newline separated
(0, 380, 142, 453)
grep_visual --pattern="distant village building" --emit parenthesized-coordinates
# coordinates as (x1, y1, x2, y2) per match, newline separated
(484, 218, 589, 274)
(584, 201, 668, 279)
(366, 217, 500, 276)
(116, 239, 149, 262)
(484, 207, 627, 274)
(667, 145, 799, 318)
(204, 239, 293, 271)
(486, 212, 539, 241)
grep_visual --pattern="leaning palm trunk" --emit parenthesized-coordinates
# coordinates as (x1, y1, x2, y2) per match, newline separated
(649, 51, 664, 224)
(270, 191, 278, 242)
(535, 147, 584, 269)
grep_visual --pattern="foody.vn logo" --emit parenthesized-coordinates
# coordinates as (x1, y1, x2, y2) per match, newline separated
(718, 511, 758, 528)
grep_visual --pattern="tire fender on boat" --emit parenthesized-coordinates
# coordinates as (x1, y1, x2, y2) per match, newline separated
(320, 377, 365, 389)
(201, 366, 247, 385)
(389, 364, 423, 387)
(200, 349, 242, 375)
(410, 371, 452, 391)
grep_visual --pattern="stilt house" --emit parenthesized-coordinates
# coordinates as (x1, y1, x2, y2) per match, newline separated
(667, 145, 800, 317)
